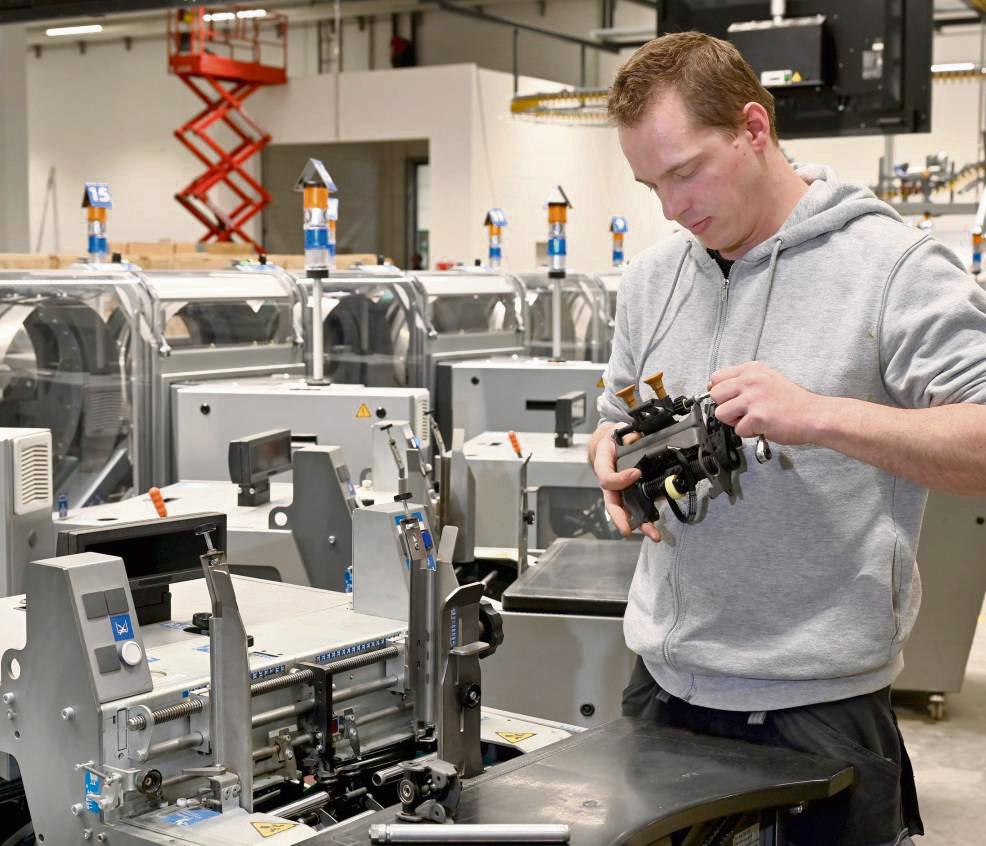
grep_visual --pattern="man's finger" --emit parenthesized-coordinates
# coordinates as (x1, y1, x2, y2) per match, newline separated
(598, 466, 642, 491)
(709, 364, 747, 386)
(714, 396, 747, 426)
(709, 378, 743, 406)
(640, 522, 662, 542)
(603, 489, 632, 538)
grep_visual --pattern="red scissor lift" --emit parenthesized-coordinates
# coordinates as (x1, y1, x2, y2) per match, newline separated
(168, 8, 287, 251)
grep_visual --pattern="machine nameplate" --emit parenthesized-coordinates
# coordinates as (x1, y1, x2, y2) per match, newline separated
(84, 771, 101, 813)
(161, 808, 221, 826)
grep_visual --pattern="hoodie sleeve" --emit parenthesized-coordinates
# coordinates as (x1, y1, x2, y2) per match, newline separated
(879, 236, 986, 408)
(597, 267, 636, 426)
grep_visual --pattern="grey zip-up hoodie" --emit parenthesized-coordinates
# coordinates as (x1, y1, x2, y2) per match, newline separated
(599, 163, 986, 712)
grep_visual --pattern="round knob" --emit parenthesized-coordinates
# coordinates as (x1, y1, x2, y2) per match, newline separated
(120, 641, 143, 667)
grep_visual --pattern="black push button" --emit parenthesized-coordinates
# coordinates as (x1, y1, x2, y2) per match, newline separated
(82, 592, 109, 620)
(104, 588, 129, 616)
(95, 645, 121, 674)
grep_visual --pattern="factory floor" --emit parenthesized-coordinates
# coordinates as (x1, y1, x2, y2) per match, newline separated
(896, 598, 986, 843)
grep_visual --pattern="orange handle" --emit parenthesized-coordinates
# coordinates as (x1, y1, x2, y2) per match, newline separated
(507, 431, 523, 458)
(149, 487, 168, 518)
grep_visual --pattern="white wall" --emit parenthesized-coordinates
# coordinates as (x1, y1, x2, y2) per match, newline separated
(18, 14, 986, 269)
(0, 24, 30, 252)
(25, 36, 254, 253)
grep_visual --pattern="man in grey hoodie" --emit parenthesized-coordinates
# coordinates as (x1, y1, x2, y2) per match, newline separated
(591, 31, 986, 846)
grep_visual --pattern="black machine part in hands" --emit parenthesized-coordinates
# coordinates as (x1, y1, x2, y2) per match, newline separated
(615, 395, 744, 527)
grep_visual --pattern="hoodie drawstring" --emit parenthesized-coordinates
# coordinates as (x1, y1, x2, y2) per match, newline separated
(634, 241, 693, 396)
(751, 238, 782, 361)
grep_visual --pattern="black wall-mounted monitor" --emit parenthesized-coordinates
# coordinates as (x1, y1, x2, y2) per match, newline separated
(656, 0, 932, 138)
(56, 512, 227, 624)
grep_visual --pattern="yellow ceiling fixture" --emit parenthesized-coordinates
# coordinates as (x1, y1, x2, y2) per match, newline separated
(510, 88, 611, 126)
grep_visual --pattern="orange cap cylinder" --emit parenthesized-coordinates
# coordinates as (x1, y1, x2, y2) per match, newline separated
(507, 430, 523, 458)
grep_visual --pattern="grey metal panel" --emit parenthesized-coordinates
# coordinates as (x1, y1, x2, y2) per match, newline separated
(896, 491, 986, 694)
(481, 610, 635, 729)
(172, 378, 429, 486)
(448, 357, 605, 440)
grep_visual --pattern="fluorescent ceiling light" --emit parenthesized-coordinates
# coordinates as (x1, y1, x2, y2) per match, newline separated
(203, 9, 266, 21)
(45, 24, 103, 37)
(931, 62, 976, 73)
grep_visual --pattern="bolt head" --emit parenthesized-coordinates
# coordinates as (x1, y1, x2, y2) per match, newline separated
(83, 829, 93, 840)
(1, 693, 14, 705)
(71, 803, 84, 816)
(62, 707, 75, 721)
(136, 750, 147, 762)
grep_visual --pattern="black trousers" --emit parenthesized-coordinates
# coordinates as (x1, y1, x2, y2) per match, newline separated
(622, 657, 924, 846)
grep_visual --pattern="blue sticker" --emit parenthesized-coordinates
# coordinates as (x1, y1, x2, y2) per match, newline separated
(84, 182, 112, 208)
(84, 770, 101, 813)
(195, 645, 210, 653)
(110, 614, 134, 642)
(161, 808, 220, 826)
(146, 656, 159, 664)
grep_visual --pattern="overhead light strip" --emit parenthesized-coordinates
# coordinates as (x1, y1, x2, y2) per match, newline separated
(45, 24, 103, 37)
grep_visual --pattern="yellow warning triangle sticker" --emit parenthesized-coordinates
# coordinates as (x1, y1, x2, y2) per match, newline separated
(596, 377, 605, 389)
(355, 403, 372, 419)
(251, 821, 297, 838)
(496, 730, 536, 744)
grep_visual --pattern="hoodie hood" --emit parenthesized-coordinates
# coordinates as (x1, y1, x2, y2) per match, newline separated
(688, 162, 904, 267)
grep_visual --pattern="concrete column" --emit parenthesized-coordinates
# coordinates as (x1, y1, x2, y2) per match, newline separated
(0, 24, 30, 252)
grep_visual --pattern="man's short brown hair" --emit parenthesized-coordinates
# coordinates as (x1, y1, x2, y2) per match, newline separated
(608, 31, 778, 142)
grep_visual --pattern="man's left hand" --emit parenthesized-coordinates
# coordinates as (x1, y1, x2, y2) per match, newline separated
(709, 361, 826, 445)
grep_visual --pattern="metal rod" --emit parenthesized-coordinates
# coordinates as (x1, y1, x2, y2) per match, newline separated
(551, 277, 562, 359)
(370, 823, 571, 843)
(252, 699, 314, 729)
(132, 646, 399, 729)
(269, 790, 331, 820)
(355, 701, 413, 727)
(311, 275, 325, 382)
(372, 752, 436, 787)
(253, 733, 312, 762)
(512, 27, 519, 95)
(337, 675, 400, 703)
(146, 731, 204, 759)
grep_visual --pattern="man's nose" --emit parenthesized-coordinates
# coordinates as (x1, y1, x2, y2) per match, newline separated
(659, 187, 688, 223)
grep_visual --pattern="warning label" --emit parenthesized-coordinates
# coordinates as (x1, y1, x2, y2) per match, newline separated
(251, 821, 298, 838)
(733, 824, 759, 846)
(355, 403, 372, 419)
(495, 731, 536, 744)
(596, 377, 605, 388)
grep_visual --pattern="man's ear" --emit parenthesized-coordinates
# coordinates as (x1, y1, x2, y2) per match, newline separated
(742, 102, 772, 151)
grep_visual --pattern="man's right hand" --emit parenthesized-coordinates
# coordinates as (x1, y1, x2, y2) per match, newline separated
(589, 423, 662, 543)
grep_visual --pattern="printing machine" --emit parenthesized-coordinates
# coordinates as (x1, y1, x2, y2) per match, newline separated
(57, 424, 437, 595)
(0, 267, 304, 506)
(171, 377, 431, 487)
(294, 267, 527, 400)
(0, 500, 856, 846)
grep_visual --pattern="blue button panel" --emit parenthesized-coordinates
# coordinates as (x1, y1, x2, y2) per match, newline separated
(110, 614, 134, 642)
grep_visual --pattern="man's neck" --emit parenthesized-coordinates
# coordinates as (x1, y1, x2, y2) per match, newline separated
(720, 155, 809, 261)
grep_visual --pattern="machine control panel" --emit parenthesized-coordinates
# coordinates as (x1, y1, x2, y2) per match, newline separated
(62, 553, 154, 702)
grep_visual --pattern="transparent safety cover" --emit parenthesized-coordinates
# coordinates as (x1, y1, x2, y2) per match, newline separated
(516, 271, 610, 363)
(141, 270, 300, 351)
(294, 268, 525, 388)
(0, 270, 145, 504)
